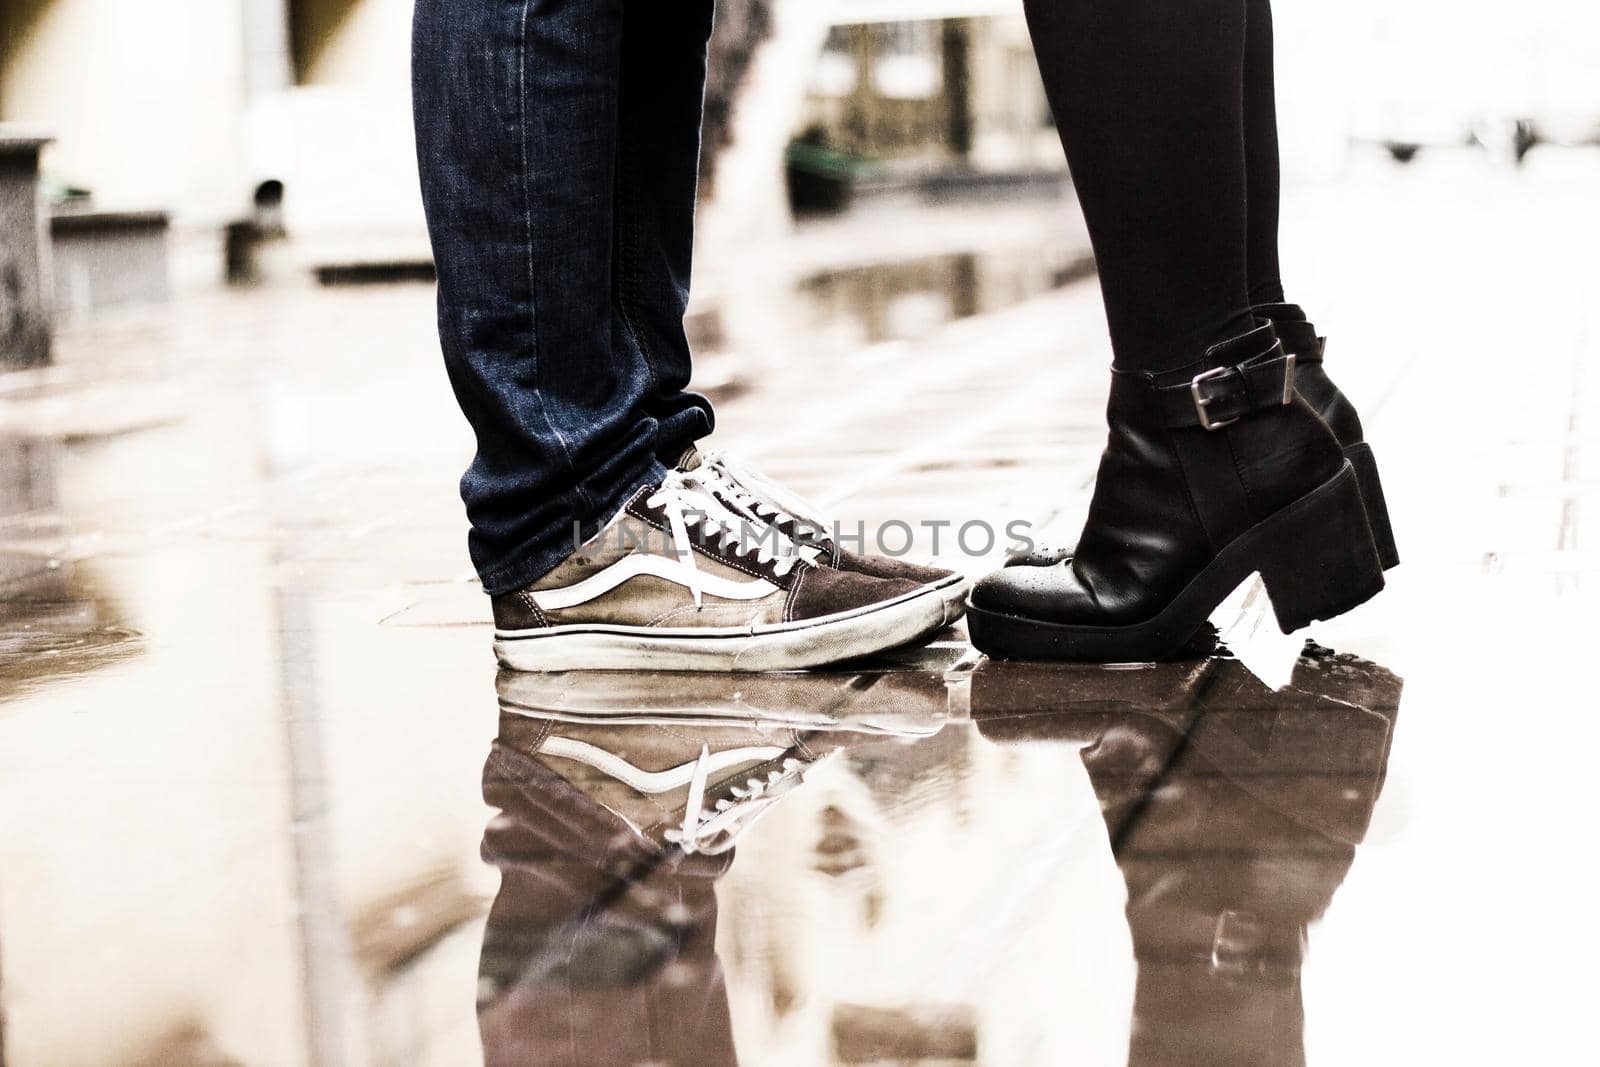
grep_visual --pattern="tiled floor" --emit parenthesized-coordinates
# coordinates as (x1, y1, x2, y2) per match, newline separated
(1, 150, 1597, 1066)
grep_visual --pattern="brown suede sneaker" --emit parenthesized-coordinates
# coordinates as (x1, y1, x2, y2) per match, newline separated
(678, 447, 970, 625)
(491, 471, 948, 672)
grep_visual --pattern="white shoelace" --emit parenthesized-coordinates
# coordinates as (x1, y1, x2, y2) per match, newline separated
(701, 450, 832, 540)
(665, 745, 811, 855)
(646, 470, 807, 607)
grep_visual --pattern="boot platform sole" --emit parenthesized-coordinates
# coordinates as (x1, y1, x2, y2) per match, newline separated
(967, 462, 1385, 663)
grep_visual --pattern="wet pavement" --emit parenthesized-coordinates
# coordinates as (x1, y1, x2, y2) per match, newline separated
(3, 153, 1599, 1066)
(478, 643, 1398, 1067)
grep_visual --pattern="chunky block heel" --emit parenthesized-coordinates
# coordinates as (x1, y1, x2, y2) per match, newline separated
(1258, 465, 1387, 634)
(1251, 307, 1399, 574)
(1343, 442, 1399, 571)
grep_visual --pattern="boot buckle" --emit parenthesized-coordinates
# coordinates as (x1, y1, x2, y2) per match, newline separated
(1190, 351, 1297, 429)
(1190, 366, 1242, 431)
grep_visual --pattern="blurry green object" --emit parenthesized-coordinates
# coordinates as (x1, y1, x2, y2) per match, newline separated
(41, 175, 92, 207)
(785, 129, 877, 216)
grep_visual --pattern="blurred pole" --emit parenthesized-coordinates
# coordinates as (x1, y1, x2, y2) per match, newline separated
(266, 393, 361, 1067)
(851, 25, 874, 153)
(941, 19, 974, 160)
(239, 0, 295, 212)
(276, 579, 360, 1067)
(697, 0, 842, 249)
(0, 129, 55, 369)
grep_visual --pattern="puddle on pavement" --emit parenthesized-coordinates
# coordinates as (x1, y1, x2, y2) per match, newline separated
(794, 248, 1095, 347)
(472, 642, 1399, 1067)
(0, 435, 143, 700)
(0, 620, 1404, 1066)
(0, 575, 144, 702)
(685, 246, 1093, 393)
(0, 239, 1417, 1067)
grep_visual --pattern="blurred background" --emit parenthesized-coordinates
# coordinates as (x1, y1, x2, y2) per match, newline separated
(2, 0, 1597, 325)
(2, 1, 1599, 1066)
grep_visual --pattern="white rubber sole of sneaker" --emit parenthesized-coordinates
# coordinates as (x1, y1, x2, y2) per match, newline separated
(932, 574, 972, 627)
(494, 585, 948, 673)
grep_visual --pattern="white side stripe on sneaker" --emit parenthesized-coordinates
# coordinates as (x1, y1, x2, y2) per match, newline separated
(540, 735, 788, 794)
(529, 553, 781, 612)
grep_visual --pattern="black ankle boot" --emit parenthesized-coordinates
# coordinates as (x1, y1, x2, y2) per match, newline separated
(1254, 303, 1399, 570)
(1005, 306, 1400, 574)
(969, 323, 1385, 662)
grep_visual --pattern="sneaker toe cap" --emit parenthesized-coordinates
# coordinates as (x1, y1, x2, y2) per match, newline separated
(835, 548, 959, 587)
(787, 566, 924, 621)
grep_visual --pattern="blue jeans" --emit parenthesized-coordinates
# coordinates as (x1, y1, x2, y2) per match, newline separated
(413, 0, 717, 594)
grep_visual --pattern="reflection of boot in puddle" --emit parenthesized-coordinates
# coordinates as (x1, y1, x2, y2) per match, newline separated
(479, 668, 950, 1066)
(973, 645, 1402, 1067)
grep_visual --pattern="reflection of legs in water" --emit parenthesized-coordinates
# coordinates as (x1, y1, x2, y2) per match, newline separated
(476, 742, 738, 1067)
(1095, 653, 1401, 1066)
(972, 649, 1402, 1066)
(475, 688, 945, 1067)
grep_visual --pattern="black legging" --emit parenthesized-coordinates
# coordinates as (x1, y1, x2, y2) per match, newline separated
(1024, 0, 1287, 375)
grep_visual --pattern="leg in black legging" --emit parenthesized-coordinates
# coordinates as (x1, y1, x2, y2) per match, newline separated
(973, 0, 1389, 661)
(1243, 0, 1287, 305)
(1022, 0, 1256, 375)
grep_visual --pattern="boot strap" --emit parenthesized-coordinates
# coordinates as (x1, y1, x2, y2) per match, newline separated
(1155, 344, 1298, 431)
(1270, 318, 1326, 364)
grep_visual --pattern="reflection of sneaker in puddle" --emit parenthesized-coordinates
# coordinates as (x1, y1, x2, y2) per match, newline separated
(497, 692, 946, 855)
(479, 734, 739, 1067)
(496, 646, 961, 734)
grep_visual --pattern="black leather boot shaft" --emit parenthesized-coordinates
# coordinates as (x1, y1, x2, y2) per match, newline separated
(1252, 302, 1366, 448)
(1003, 308, 1398, 577)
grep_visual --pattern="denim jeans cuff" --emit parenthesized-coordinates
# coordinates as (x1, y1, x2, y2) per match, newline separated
(477, 457, 670, 596)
